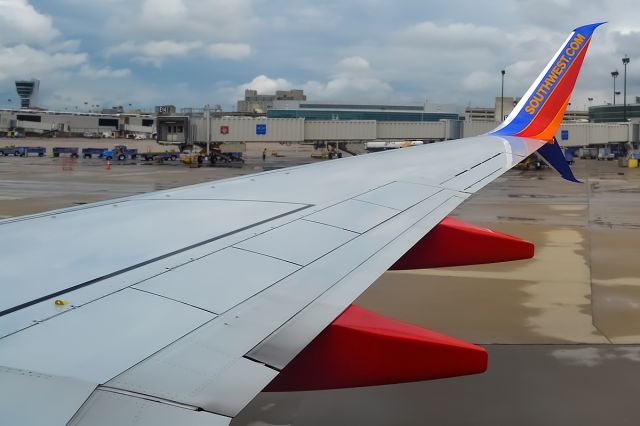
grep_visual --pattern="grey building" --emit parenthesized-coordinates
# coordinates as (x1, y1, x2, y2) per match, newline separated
(15, 79, 40, 109)
(466, 97, 586, 123)
(589, 102, 640, 123)
(237, 89, 306, 113)
(268, 103, 459, 122)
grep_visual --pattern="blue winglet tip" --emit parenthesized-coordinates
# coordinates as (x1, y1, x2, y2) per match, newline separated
(538, 139, 582, 183)
(574, 22, 606, 32)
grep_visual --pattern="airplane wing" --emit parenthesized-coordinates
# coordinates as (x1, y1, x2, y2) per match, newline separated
(0, 23, 602, 425)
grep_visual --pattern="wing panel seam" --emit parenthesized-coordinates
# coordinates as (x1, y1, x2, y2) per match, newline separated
(0, 204, 313, 318)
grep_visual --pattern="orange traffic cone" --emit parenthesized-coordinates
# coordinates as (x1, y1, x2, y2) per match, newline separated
(106, 159, 111, 171)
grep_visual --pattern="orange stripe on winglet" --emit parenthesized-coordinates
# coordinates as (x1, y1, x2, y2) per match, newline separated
(535, 96, 571, 142)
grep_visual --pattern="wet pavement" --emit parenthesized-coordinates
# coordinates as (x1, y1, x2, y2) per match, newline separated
(235, 345, 640, 426)
(1, 142, 639, 424)
(236, 158, 640, 425)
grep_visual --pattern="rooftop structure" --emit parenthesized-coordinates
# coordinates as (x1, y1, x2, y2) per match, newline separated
(237, 89, 306, 114)
(15, 79, 40, 109)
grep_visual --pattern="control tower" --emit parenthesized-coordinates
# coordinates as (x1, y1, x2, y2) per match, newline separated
(15, 79, 40, 109)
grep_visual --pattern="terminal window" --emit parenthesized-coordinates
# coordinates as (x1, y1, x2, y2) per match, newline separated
(16, 114, 41, 122)
(98, 118, 119, 127)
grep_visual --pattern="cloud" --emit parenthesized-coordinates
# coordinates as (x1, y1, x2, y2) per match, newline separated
(308, 56, 393, 102)
(2, 1, 639, 111)
(0, 45, 87, 80)
(463, 71, 494, 91)
(0, 0, 60, 45)
(106, 0, 256, 41)
(218, 56, 393, 107)
(336, 56, 371, 72)
(399, 21, 504, 51)
(240, 75, 293, 93)
(207, 43, 251, 60)
(79, 64, 131, 79)
(107, 40, 203, 66)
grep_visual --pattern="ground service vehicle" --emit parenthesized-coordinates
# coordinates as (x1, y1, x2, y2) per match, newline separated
(102, 145, 138, 161)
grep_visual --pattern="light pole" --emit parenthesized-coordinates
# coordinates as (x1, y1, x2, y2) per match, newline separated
(622, 55, 630, 121)
(588, 97, 594, 108)
(611, 70, 619, 105)
(500, 70, 506, 121)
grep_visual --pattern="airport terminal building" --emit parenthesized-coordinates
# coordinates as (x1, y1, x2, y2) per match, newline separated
(267, 103, 460, 122)
(590, 103, 640, 123)
(0, 109, 155, 137)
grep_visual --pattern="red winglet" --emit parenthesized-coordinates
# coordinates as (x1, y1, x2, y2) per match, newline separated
(264, 305, 487, 392)
(390, 216, 534, 270)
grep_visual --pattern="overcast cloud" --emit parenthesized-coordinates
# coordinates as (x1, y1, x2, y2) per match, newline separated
(0, 0, 638, 111)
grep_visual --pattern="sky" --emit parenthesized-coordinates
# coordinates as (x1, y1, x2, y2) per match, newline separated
(0, 0, 639, 112)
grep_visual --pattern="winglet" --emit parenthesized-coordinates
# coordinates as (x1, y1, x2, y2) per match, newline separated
(538, 137, 581, 183)
(490, 22, 605, 141)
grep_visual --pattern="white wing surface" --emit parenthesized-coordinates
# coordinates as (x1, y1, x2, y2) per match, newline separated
(0, 135, 541, 424)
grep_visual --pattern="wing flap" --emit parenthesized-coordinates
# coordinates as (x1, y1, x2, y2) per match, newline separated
(0, 289, 214, 383)
(133, 247, 300, 314)
(0, 199, 306, 317)
(69, 388, 231, 426)
(0, 366, 97, 426)
(304, 199, 400, 233)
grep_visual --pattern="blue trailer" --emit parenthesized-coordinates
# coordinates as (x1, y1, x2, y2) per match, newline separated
(15, 146, 46, 157)
(140, 152, 180, 161)
(53, 147, 79, 158)
(82, 148, 105, 159)
(0, 146, 21, 156)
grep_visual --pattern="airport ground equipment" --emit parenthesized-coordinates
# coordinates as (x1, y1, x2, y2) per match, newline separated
(0, 23, 604, 425)
(597, 147, 616, 160)
(101, 145, 138, 161)
(563, 147, 579, 164)
(579, 147, 597, 159)
(52, 147, 79, 158)
(82, 148, 106, 159)
(0, 146, 19, 156)
(1, 146, 47, 157)
(140, 152, 180, 161)
(209, 151, 244, 168)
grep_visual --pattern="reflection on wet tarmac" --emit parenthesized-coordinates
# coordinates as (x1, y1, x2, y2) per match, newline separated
(235, 345, 640, 426)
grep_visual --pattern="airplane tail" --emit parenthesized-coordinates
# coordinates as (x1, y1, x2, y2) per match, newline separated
(490, 23, 605, 141)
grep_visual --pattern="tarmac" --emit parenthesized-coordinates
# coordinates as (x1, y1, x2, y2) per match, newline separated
(1, 138, 639, 425)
